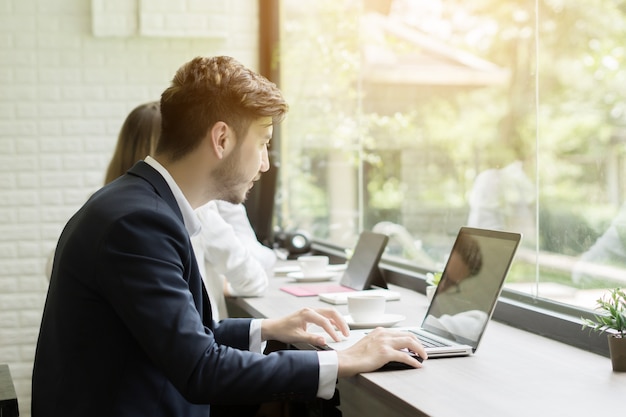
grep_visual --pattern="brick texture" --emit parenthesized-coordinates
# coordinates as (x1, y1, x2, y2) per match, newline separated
(0, 1, 259, 415)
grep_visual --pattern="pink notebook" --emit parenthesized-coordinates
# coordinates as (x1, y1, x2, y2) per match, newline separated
(280, 284, 355, 297)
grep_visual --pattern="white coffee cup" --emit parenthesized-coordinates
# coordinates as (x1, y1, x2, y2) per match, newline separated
(297, 255, 329, 277)
(347, 294, 386, 323)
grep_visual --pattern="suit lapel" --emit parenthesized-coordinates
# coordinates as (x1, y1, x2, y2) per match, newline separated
(127, 160, 214, 324)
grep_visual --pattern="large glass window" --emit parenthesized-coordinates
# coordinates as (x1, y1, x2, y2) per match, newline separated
(277, 0, 626, 312)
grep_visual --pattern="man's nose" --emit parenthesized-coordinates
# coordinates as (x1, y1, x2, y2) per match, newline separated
(260, 147, 270, 173)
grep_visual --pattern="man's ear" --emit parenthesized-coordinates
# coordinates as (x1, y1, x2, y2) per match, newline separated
(210, 121, 230, 159)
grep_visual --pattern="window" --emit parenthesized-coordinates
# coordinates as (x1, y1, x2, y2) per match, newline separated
(277, 0, 626, 333)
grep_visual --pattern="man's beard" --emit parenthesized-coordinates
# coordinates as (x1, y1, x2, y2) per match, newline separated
(212, 148, 249, 204)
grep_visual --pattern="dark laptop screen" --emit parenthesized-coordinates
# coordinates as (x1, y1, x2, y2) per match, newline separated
(339, 231, 389, 290)
(421, 227, 521, 349)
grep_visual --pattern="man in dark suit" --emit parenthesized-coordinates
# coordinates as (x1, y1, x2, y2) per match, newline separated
(31, 56, 426, 417)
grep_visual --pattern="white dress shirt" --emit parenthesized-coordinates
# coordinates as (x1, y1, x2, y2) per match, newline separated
(196, 201, 271, 297)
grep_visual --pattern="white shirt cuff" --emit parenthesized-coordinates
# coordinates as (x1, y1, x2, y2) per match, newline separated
(316, 350, 338, 399)
(249, 319, 263, 353)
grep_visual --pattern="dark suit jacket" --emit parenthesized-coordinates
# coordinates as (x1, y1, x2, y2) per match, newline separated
(32, 161, 320, 417)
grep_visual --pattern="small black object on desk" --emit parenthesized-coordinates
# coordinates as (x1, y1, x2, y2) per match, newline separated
(380, 352, 424, 371)
(0, 364, 19, 417)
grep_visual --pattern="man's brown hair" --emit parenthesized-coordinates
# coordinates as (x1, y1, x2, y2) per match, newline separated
(158, 56, 288, 161)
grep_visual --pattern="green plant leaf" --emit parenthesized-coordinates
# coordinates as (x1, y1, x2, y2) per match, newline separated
(581, 288, 626, 334)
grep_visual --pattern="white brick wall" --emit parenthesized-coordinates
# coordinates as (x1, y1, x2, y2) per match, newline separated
(0, 1, 259, 415)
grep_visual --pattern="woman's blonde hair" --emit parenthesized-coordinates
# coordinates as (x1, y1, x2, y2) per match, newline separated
(104, 101, 161, 184)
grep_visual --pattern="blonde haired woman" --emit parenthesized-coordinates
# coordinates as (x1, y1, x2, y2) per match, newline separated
(104, 101, 161, 184)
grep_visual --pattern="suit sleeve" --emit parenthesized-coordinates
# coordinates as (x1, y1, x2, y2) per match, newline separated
(96, 208, 320, 404)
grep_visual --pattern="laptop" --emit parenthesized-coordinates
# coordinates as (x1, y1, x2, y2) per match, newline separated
(318, 227, 522, 359)
(282, 231, 400, 301)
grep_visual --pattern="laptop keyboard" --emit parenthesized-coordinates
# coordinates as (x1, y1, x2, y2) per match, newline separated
(409, 330, 450, 348)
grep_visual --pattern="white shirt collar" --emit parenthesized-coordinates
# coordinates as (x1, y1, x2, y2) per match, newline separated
(143, 156, 202, 237)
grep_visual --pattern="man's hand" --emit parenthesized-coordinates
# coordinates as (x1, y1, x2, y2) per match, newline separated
(336, 328, 427, 377)
(261, 307, 350, 346)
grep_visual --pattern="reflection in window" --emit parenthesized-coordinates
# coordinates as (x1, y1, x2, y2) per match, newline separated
(278, 0, 626, 310)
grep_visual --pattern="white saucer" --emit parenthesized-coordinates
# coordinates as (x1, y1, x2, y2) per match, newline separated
(275, 264, 346, 275)
(287, 271, 339, 282)
(274, 265, 300, 275)
(327, 263, 347, 272)
(344, 314, 406, 329)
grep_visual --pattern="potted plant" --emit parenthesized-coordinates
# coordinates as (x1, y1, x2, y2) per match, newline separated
(581, 287, 626, 371)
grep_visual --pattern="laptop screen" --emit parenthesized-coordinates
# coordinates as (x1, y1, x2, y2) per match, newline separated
(339, 231, 389, 290)
(421, 227, 521, 350)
